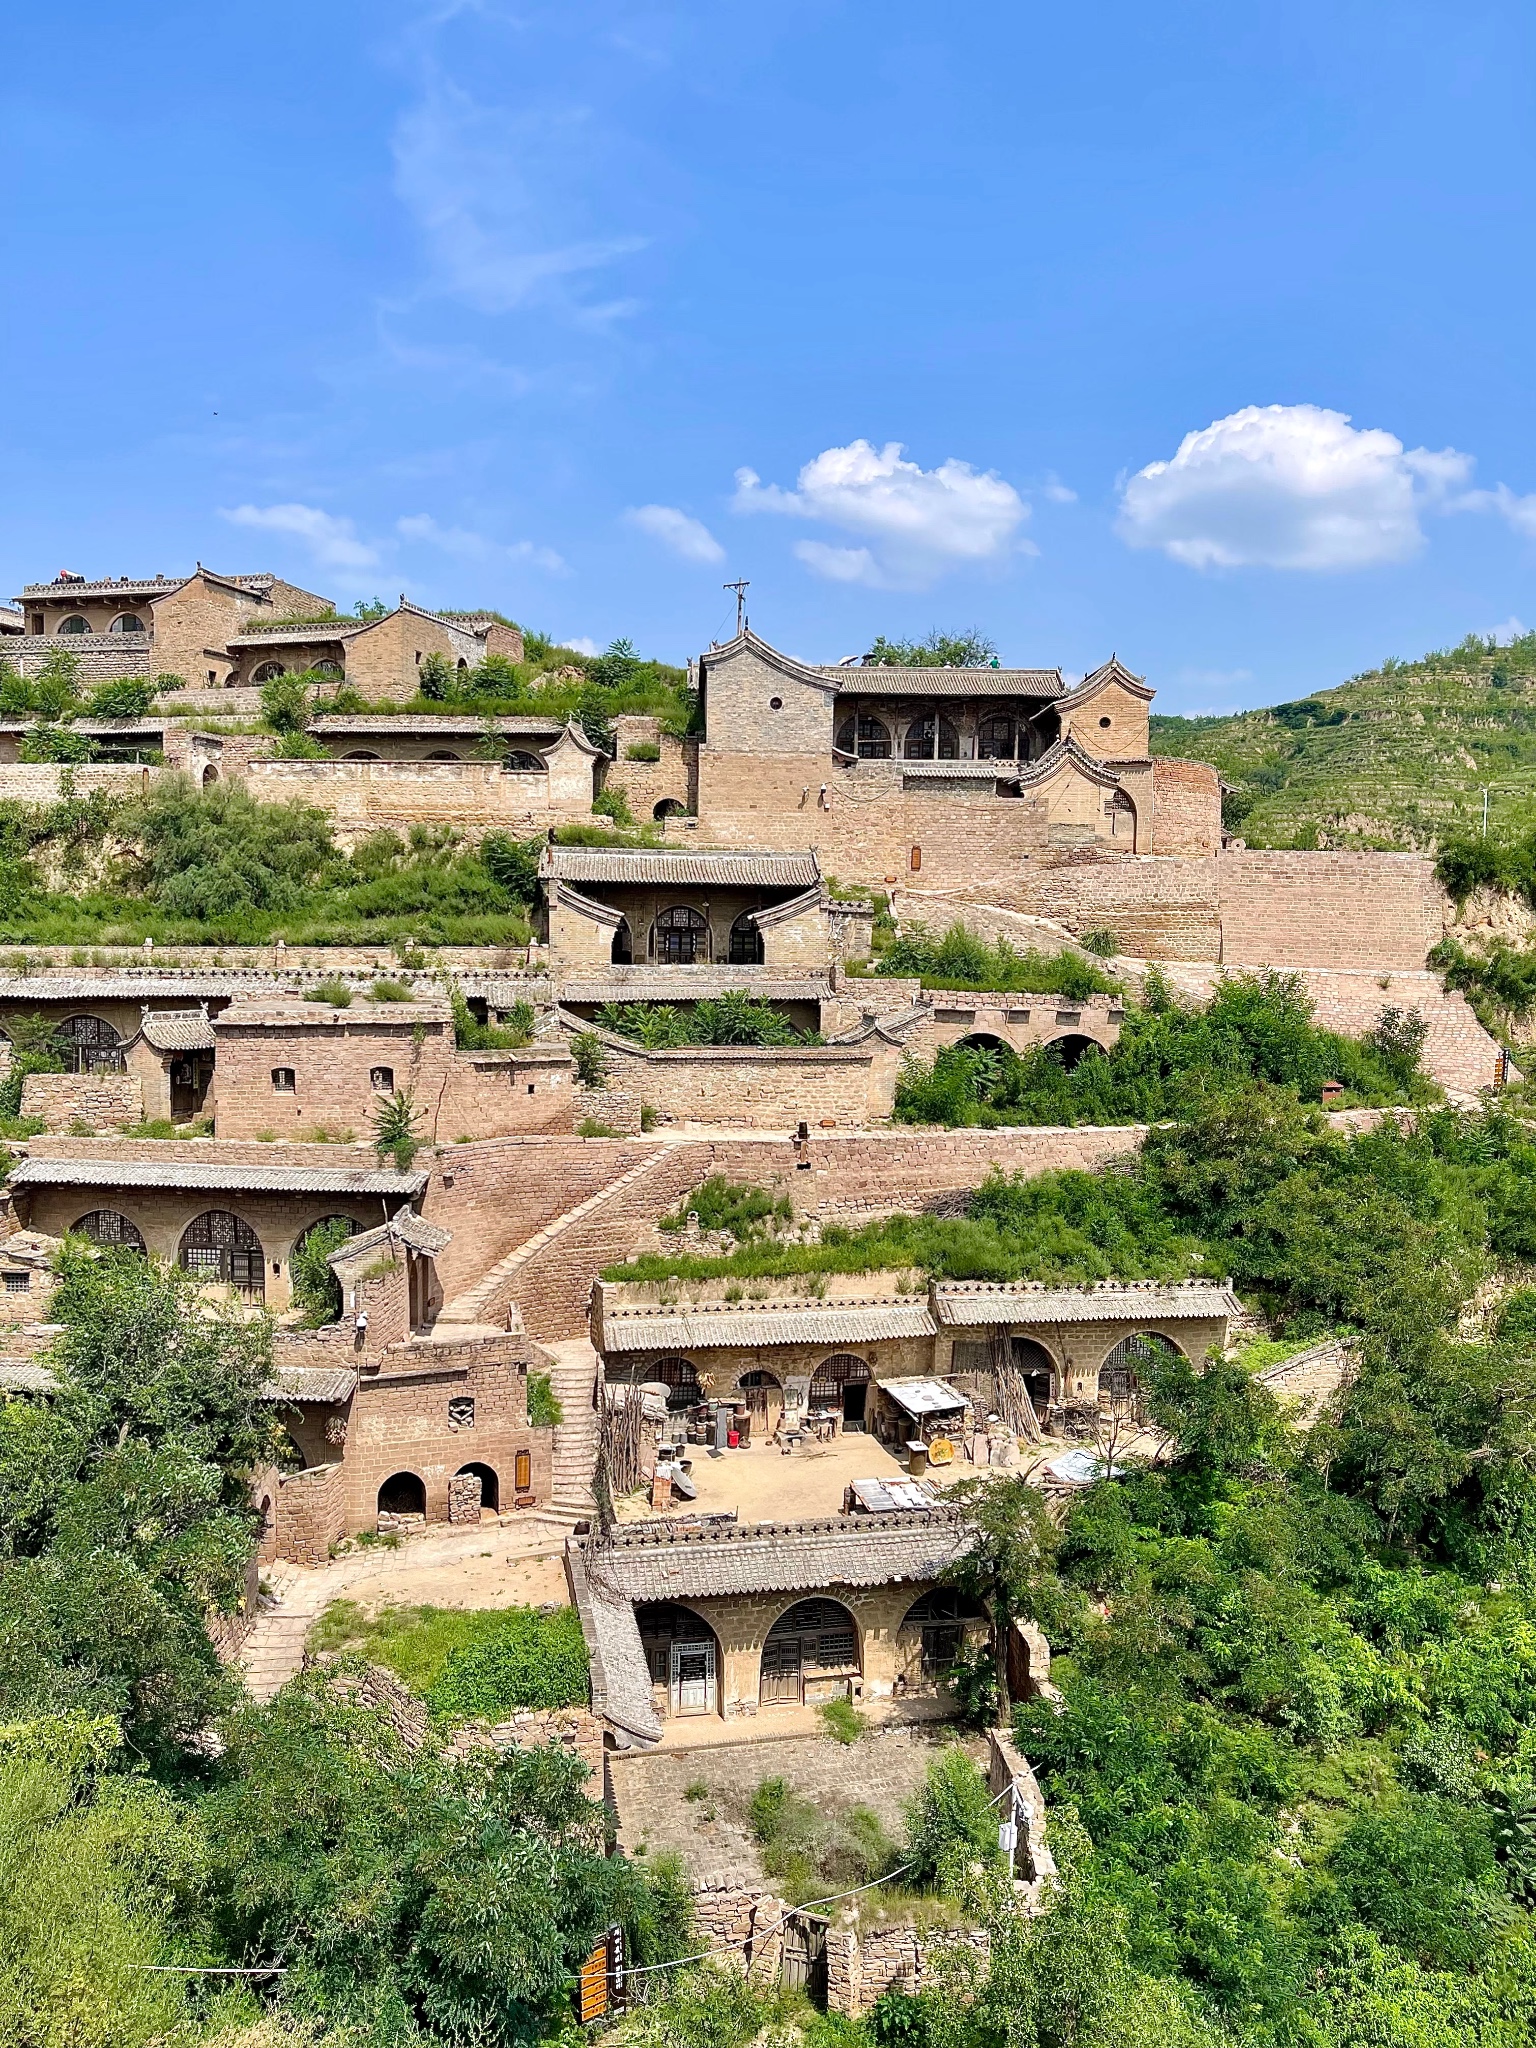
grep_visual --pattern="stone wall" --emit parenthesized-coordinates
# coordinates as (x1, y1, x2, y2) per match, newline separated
(606, 716, 694, 819)
(274, 1459, 346, 1565)
(2, 633, 154, 680)
(210, 1005, 456, 1141)
(589, 1035, 883, 1129)
(1150, 756, 1223, 855)
(242, 757, 594, 840)
(1217, 850, 1446, 968)
(436, 1048, 577, 1140)
(19, 1070, 144, 1133)
(0, 762, 161, 805)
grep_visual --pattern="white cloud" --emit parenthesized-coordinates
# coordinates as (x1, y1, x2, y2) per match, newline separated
(1486, 616, 1529, 644)
(1116, 404, 1473, 571)
(1459, 483, 1536, 541)
(392, 74, 644, 320)
(219, 502, 379, 570)
(1040, 474, 1077, 504)
(623, 504, 725, 564)
(397, 513, 566, 575)
(562, 636, 601, 657)
(734, 440, 1030, 589)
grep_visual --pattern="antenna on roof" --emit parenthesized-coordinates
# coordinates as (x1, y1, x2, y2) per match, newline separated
(723, 579, 750, 636)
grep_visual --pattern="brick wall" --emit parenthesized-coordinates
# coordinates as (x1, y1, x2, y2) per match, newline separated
(2, 634, 154, 681)
(606, 716, 693, 819)
(274, 1460, 346, 1565)
(590, 1036, 882, 1129)
(211, 1005, 456, 1141)
(19, 1070, 144, 1133)
(0, 763, 160, 805)
(242, 757, 594, 840)
(436, 1049, 577, 1140)
(1150, 756, 1222, 854)
(1217, 850, 1447, 968)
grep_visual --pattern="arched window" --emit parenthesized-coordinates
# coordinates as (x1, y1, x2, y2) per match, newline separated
(57, 615, 90, 635)
(59, 1014, 124, 1075)
(761, 1597, 860, 1706)
(902, 714, 960, 760)
(178, 1210, 264, 1300)
(835, 715, 892, 760)
(341, 750, 379, 761)
(652, 905, 708, 965)
(502, 751, 544, 771)
(377, 1470, 426, 1519)
(1098, 1330, 1182, 1412)
(607, 1355, 702, 1412)
(611, 916, 634, 965)
(900, 1587, 987, 1677)
(252, 661, 286, 682)
(108, 613, 146, 634)
(312, 660, 343, 678)
(653, 798, 687, 820)
(72, 1209, 146, 1252)
(1108, 789, 1136, 843)
(810, 1352, 871, 1425)
(727, 911, 764, 966)
(977, 714, 1017, 759)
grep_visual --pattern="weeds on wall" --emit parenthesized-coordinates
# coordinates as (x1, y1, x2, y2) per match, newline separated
(594, 991, 822, 1049)
(869, 923, 1121, 999)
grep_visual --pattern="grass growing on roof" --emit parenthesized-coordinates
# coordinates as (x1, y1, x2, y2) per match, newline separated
(308, 1599, 589, 1721)
(871, 922, 1121, 998)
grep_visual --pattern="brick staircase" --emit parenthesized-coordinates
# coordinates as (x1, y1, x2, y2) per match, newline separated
(537, 1335, 605, 1517)
(240, 1562, 331, 1703)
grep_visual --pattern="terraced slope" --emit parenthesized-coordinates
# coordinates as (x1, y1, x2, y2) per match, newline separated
(1150, 632, 1536, 849)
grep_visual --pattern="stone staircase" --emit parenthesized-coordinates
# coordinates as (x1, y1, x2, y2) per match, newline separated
(539, 1335, 605, 1517)
(240, 1562, 331, 1703)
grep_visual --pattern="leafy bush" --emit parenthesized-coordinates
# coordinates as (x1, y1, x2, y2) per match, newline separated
(902, 1746, 1001, 1894)
(425, 1603, 590, 1721)
(595, 991, 820, 1048)
(373, 1089, 421, 1171)
(865, 629, 998, 668)
(0, 1012, 65, 1118)
(288, 1215, 355, 1326)
(84, 677, 158, 720)
(306, 975, 352, 1006)
(527, 1372, 563, 1428)
(624, 740, 662, 761)
(571, 1030, 608, 1087)
(876, 922, 1120, 998)
(659, 1176, 793, 1238)
(479, 830, 542, 903)
(258, 673, 310, 735)
(593, 783, 636, 828)
(369, 977, 413, 1001)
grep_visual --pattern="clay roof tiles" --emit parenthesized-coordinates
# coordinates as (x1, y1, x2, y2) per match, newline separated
(824, 667, 1063, 699)
(262, 1366, 359, 1405)
(138, 1010, 217, 1052)
(933, 1280, 1240, 1325)
(9, 1158, 428, 1197)
(542, 847, 820, 888)
(576, 1508, 967, 1603)
(0, 1360, 59, 1394)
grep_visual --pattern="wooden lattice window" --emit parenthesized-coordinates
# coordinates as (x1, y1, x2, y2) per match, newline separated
(178, 1210, 264, 1300)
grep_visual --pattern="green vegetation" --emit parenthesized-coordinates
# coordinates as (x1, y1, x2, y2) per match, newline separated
(306, 975, 352, 1006)
(0, 1011, 65, 1119)
(310, 1600, 589, 1724)
(571, 1030, 608, 1087)
(864, 629, 1000, 669)
(869, 923, 1120, 999)
(594, 990, 823, 1048)
(658, 1175, 793, 1239)
(0, 779, 537, 945)
(372, 1088, 421, 1171)
(450, 984, 534, 1049)
(288, 1215, 356, 1325)
(1150, 627, 1536, 847)
(893, 968, 1434, 1127)
(527, 1372, 563, 1428)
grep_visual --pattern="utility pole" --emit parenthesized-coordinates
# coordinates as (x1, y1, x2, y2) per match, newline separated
(723, 579, 749, 636)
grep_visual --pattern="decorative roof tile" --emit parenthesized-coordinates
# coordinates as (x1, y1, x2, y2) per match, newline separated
(543, 847, 820, 888)
(138, 1009, 216, 1052)
(933, 1280, 1240, 1325)
(0, 1360, 59, 1394)
(327, 1206, 451, 1268)
(825, 668, 1063, 699)
(0, 976, 273, 1001)
(575, 1509, 967, 1604)
(601, 1299, 936, 1354)
(309, 714, 564, 736)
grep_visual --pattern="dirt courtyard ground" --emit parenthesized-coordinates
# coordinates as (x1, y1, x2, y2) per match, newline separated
(614, 1425, 1002, 1524)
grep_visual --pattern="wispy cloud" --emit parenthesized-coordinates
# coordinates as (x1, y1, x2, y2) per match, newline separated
(219, 502, 379, 570)
(623, 504, 725, 564)
(397, 512, 567, 575)
(734, 440, 1031, 589)
(391, 71, 645, 322)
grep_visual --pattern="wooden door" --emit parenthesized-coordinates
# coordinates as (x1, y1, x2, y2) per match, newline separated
(781, 1914, 829, 2006)
(759, 1635, 802, 1705)
(670, 1638, 716, 1716)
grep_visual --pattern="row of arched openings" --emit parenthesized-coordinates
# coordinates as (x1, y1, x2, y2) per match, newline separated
(375, 1455, 531, 1518)
(610, 908, 763, 967)
(57, 614, 146, 635)
(607, 1352, 874, 1423)
(71, 1208, 360, 1304)
(835, 710, 1049, 761)
(636, 1586, 985, 1717)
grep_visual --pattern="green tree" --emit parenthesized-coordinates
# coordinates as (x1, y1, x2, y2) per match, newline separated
(943, 1477, 1060, 1715)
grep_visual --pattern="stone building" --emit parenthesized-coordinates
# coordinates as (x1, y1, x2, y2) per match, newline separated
(5, 569, 522, 698)
(591, 1272, 1240, 1437)
(569, 1510, 986, 1741)
(6, 1141, 427, 1313)
(540, 844, 870, 975)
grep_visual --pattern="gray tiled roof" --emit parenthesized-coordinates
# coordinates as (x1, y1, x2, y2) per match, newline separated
(826, 668, 1063, 699)
(933, 1280, 1240, 1326)
(898, 760, 1024, 779)
(577, 1509, 966, 1603)
(575, 1581, 663, 1746)
(263, 1365, 358, 1404)
(10, 1158, 428, 1197)
(601, 1299, 936, 1354)
(309, 714, 564, 736)
(543, 847, 820, 888)
(0, 976, 273, 1001)
(138, 1010, 216, 1052)
(17, 576, 187, 600)
(0, 1360, 59, 1394)
(328, 1206, 452, 1266)
(227, 622, 361, 646)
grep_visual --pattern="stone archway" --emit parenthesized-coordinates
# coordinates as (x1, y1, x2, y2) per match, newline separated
(377, 1470, 426, 1522)
(1042, 1031, 1104, 1071)
(760, 1596, 861, 1708)
(455, 1460, 499, 1513)
(636, 1600, 722, 1717)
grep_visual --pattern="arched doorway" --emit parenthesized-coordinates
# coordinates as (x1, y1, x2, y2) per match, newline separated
(201, 764, 219, 787)
(811, 1353, 871, 1427)
(1043, 1032, 1102, 1072)
(760, 1597, 860, 1707)
(738, 1369, 783, 1432)
(178, 1210, 264, 1300)
(377, 1471, 426, 1520)
(636, 1600, 721, 1717)
(59, 1014, 124, 1074)
(455, 1460, 499, 1513)
(654, 798, 687, 821)
(1098, 1330, 1182, 1415)
(652, 904, 707, 964)
(72, 1209, 146, 1252)
(1010, 1335, 1056, 1417)
(606, 1356, 702, 1413)
(1107, 789, 1136, 846)
(899, 1587, 988, 1682)
(957, 1031, 1009, 1055)
(727, 912, 764, 965)
(611, 917, 634, 965)
(252, 661, 286, 682)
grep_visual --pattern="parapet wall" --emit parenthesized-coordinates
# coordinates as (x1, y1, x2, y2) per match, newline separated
(1217, 849, 1446, 968)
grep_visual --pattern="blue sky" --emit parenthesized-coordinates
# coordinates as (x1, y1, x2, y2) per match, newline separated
(4, 0, 1536, 710)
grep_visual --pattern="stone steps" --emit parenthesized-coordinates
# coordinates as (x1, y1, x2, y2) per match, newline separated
(241, 1612, 312, 1704)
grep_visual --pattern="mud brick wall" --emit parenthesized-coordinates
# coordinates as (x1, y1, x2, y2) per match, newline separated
(3, 633, 155, 681)
(606, 716, 693, 817)
(592, 1040, 881, 1129)
(1217, 850, 1446, 968)
(19, 1070, 144, 1133)
(210, 1008, 455, 1141)
(0, 762, 160, 805)
(274, 1460, 346, 1565)
(242, 757, 593, 839)
(1150, 756, 1222, 854)
(436, 1050, 577, 1140)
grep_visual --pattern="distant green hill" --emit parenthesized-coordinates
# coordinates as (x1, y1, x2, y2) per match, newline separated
(1149, 631, 1536, 849)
